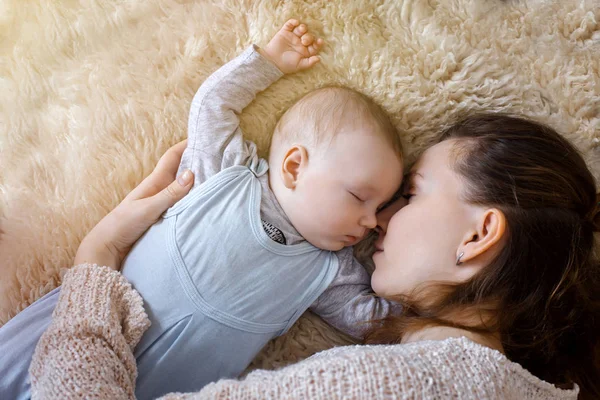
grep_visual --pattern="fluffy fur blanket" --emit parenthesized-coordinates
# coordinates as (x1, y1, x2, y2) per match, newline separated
(1, 0, 598, 369)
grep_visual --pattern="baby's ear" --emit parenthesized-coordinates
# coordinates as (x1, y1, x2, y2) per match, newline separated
(281, 145, 308, 189)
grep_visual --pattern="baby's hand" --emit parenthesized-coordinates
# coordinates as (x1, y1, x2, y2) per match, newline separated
(259, 19, 323, 74)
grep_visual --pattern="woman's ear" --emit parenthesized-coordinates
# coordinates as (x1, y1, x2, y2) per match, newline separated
(281, 145, 308, 189)
(458, 208, 507, 266)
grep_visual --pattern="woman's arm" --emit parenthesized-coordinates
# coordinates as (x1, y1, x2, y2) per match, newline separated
(29, 265, 148, 400)
(30, 264, 410, 399)
(30, 140, 194, 399)
(74, 140, 194, 269)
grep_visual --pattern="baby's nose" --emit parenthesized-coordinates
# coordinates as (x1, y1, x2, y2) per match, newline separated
(360, 213, 377, 229)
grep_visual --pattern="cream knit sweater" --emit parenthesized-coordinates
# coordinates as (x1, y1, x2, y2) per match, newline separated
(29, 265, 578, 399)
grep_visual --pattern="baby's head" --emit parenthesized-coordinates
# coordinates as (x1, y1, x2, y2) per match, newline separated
(268, 87, 404, 251)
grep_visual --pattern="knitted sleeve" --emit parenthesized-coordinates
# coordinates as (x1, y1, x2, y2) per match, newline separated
(29, 264, 150, 400)
(164, 345, 419, 400)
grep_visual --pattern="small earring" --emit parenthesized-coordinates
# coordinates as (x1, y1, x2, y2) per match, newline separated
(456, 252, 464, 266)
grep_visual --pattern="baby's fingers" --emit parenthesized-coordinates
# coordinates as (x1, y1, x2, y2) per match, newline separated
(298, 55, 321, 70)
(282, 18, 300, 32)
(293, 23, 307, 37)
(301, 33, 315, 46)
(308, 38, 324, 56)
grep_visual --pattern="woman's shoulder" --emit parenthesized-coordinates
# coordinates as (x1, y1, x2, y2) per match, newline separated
(303, 337, 578, 400)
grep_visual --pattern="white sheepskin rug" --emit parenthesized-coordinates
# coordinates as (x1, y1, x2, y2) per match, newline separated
(1, 0, 599, 370)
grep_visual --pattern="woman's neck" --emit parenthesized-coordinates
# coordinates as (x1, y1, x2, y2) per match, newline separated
(401, 325, 505, 354)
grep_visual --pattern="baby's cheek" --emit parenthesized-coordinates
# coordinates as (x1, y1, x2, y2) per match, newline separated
(321, 204, 345, 228)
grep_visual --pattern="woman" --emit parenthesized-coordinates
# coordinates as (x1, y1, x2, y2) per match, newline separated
(29, 114, 600, 399)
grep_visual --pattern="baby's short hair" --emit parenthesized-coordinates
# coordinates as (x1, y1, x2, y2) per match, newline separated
(271, 86, 403, 160)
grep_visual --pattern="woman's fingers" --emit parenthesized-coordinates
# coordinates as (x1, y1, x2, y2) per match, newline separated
(139, 169, 194, 222)
(154, 140, 188, 177)
(126, 140, 188, 201)
(74, 141, 193, 269)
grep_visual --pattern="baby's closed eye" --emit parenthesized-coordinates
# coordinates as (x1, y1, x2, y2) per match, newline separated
(349, 191, 365, 202)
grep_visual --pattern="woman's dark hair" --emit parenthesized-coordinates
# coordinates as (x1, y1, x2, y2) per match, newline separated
(366, 114, 600, 398)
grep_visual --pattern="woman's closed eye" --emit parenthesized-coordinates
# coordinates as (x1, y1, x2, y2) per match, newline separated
(401, 177, 416, 201)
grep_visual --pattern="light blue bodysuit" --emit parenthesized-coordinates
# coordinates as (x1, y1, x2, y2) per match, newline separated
(124, 162, 342, 398)
(0, 45, 397, 400)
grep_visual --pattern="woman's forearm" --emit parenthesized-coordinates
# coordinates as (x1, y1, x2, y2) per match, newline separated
(29, 264, 150, 399)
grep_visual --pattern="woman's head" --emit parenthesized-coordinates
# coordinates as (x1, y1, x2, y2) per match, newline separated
(369, 114, 600, 397)
(371, 138, 508, 297)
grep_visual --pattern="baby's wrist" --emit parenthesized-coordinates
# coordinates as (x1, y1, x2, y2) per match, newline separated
(257, 47, 283, 72)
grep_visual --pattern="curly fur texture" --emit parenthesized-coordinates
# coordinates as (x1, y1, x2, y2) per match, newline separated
(0, 0, 598, 369)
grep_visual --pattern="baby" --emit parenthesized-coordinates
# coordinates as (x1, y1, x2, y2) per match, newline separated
(0, 19, 404, 400)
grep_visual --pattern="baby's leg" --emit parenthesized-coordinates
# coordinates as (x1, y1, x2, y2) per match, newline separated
(0, 287, 60, 399)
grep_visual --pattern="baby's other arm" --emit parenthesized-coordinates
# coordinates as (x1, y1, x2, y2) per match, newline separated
(310, 248, 401, 340)
(179, 19, 323, 187)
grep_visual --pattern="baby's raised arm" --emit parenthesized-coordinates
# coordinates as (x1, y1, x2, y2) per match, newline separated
(178, 19, 323, 187)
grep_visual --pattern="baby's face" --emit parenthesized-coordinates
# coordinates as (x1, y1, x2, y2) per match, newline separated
(292, 127, 403, 251)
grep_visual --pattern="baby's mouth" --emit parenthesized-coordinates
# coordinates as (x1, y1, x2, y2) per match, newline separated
(345, 235, 358, 243)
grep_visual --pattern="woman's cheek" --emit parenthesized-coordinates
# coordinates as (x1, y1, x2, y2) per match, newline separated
(371, 255, 396, 296)
(370, 269, 386, 296)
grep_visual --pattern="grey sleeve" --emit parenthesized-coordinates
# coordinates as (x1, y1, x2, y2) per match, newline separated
(310, 248, 402, 340)
(177, 45, 283, 187)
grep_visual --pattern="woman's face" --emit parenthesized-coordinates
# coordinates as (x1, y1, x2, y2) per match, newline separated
(371, 139, 480, 297)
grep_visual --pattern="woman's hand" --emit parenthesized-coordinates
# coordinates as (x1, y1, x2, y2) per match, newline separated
(74, 140, 194, 269)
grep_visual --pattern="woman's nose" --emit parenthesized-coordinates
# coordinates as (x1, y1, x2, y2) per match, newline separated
(375, 197, 406, 233)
